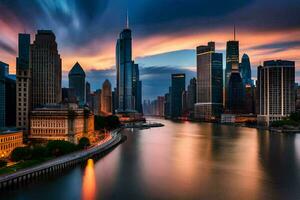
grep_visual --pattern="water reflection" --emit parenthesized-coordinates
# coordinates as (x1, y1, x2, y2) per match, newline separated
(82, 159, 96, 200)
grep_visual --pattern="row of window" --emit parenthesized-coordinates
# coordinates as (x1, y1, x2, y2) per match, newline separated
(0, 141, 22, 151)
(0, 135, 22, 143)
(31, 129, 66, 135)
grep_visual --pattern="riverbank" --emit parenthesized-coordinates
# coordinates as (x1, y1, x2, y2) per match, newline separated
(0, 129, 123, 189)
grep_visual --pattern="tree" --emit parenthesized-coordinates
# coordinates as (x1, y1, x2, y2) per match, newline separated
(78, 137, 90, 149)
(0, 160, 7, 168)
(46, 140, 77, 157)
(31, 145, 47, 160)
(11, 147, 31, 162)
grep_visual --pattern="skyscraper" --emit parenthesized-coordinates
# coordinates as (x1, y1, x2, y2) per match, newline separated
(86, 82, 91, 107)
(0, 62, 16, 128)
(257, 60, 295, 126)
(195, 42, 223, 120)
(187, 77, 196, 116)
(16, 33, 31, 132)
(69, 62, 86, 105)
(31, 30, 62, 108)
(0, 62, 6, 127)
(101, 79, 112, 115)
(133, 63, 142, 113)
(116, 22, 134, 112)
(171, 74, 185, 118)
(239, 54, 252, 85)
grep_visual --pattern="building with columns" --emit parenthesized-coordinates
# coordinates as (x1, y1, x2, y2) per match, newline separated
(30, 104, 94, 144)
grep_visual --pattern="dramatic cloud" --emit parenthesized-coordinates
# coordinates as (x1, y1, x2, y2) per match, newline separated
(0, 0, 299, 99)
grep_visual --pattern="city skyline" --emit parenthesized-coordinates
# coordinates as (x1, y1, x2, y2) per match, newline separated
(0, 1, 299, 100)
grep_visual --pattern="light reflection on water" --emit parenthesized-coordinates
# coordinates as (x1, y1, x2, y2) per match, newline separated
(82, 159, 96, 200)
(1, 118, 300, 200)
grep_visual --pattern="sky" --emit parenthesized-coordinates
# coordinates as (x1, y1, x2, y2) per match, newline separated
(0, 0, 300, 100)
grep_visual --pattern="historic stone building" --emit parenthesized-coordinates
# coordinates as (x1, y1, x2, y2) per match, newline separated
(0, 129, 23, 158)
(29, 104, 94, 144)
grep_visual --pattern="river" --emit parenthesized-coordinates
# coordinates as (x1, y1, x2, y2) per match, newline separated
(1, 118, 300, 200)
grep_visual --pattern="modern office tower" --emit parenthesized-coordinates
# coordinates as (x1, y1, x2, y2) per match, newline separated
(195, 42, 223, 120)
(112, 88, 117, 114)
(16, 33, 31, 133)
(31, 30, 62, 108)
(182, 90, 188, 116)
(101, 79, 112, 115)
(0, 62, 15, 128)
(5, 74, 16, 127)
(227, 64, 245, 114)
(69, 62, 86, 105)
(239, 54, 252, 85)
(164, 87, 172, 118)
(171, 74, 185, 118)
(257, 60, 295, 126)
(157, 96, 165, 117)
(93, 89, 101, 115)
(187, 78, 196, 115)
(225, 28, 239, 108)
(116, 23, 134, 112)
(133, 63, 143, 113)
(244, 84, 255, 114)
(0, 62, 6, 127)
(296, 84, 300, 111)
(86, 82, 91, 107)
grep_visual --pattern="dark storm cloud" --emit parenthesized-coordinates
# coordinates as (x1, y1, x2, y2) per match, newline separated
(251, 41, 300, 51)
(0, 41, 16, 55)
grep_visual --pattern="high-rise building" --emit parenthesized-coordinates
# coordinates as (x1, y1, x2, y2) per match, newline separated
(0, 62, 16, 128)
(69, 62, 86, 105)
(93, 89, 101, 115)
(116, 22, 134, 112)
(157, 96, 165, 117)
(296, 84, 300, 111)
(86, 82, 91, 107)
(133, 63, 142, 113)
(195, 42, 223, 120)
(16, 33, 31, 133)
(239, 54, 252, 85)
(187, 77, 196, 116)
(31, 30, 62, 108)
(171, 74, 185, 118)
(5, 74, 16, 127)
(101, 79, 112, 115)
(257, 60, 295, 126)
(0, 62, 6, 127)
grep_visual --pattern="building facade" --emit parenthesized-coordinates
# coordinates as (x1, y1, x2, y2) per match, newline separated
(187, 78, 196, 115)
(171, 74, 185, 118)
(195, 42, 223, 120)
(69, 62, 86, 105)
(225, 40, 239, 96)
(30, 104, 94, 144)
(101, 80, 112, 115)
(31, 30, 62, 108)
(0, 129, 23, 158)
(239, 54, 252, 85)
(116, 26, 134, 112)
(0, 62, 6, 127)
(257, 60, 295, 126)
(16, 33, 31, 134)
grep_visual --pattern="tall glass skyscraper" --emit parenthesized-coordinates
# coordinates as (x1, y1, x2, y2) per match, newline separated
(0, 62, 7, 127)
(116, 26, 134, 112)
(69, 62, 86, 105)
(171, 74, 185, 118)
(195, 42, 223, 120)
(239, 54, 252, 85)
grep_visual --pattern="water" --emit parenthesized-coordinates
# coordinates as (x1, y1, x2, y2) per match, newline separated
(1, 118, 300, 200)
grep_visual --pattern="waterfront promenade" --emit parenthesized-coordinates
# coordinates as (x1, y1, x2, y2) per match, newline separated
(0, 129, 122, 189)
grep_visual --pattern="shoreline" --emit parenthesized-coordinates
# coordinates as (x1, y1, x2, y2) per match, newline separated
(0, 129, 123, 189)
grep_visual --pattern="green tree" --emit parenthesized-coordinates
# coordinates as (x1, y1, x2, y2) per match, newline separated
(46, 140, 77, 157)
(0, 159, 7, 168)
(78, 137, 90, 149)
(31, 145, 47, 160)
(11, 147, 31, 162)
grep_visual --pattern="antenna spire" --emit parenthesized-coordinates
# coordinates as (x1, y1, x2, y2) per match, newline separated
(126, 10, 129, 29)
(234, 24, 236, 41)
